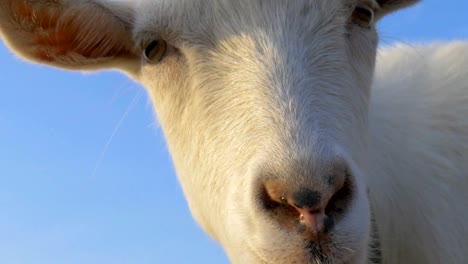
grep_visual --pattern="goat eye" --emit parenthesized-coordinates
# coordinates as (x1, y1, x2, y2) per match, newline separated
(143, 40, 167, 63)
(352, 5, 374, 28)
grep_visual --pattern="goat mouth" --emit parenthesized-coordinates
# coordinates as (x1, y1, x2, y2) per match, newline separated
(303, 217, 383, 264)
(305, 240, 330, 262)
(246, 234, 368, 264)
(246, 244, 328, 264)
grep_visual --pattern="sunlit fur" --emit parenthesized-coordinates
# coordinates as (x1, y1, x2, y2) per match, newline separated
(369, 42, 468, 263)
(1, 0, 467, 263)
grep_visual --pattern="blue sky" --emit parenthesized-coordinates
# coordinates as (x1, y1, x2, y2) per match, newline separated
(0, 1, 466, 263)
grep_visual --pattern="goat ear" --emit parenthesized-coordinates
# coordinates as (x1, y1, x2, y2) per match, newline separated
(0, 0, 139, 73)
(375, 0, 420, 18)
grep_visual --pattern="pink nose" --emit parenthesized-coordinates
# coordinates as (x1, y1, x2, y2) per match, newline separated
(297, 207, 326, 233)
(259, 168, 354, 239)
(289, 188, 335, 234)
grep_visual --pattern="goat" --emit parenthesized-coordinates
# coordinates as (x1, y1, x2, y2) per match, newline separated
(1, 0, 467, 263)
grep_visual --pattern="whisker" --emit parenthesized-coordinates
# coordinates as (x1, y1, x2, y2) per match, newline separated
(106, 79, 135, 107)
(90, 88, 144, 179)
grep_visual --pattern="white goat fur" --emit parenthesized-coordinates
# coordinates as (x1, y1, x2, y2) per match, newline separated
(0, 0, 467, 263)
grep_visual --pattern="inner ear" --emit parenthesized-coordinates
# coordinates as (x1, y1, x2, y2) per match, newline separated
(0, 0, 139, 72)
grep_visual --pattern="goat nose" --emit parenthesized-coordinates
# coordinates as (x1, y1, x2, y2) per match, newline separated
(292, 189, 328, 233)
(298, 207, 326, 234)
(259, 167, 353, 237)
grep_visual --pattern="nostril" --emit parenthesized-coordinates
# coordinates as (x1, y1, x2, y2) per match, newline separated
(258, 180, 291, 211)
(325, 176, 354, 217)
(258, 181, 302, 222)
(259, 183, 282, 210)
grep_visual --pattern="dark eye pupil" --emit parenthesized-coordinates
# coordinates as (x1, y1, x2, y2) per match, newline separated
(353, 6, 374, 26)
(355, 6, 372, 18)
(145, 40, 160, 58)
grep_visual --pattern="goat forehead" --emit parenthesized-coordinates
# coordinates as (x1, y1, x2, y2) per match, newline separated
(133, 0, 366, 41)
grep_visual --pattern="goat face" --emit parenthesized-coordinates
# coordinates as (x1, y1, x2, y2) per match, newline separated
(137, 1, 397, 263)
(0, 0, 419, 263)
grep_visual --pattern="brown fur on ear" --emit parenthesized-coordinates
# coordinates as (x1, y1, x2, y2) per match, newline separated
(375, 0, 420, 18)
(0, 0, 138, 71)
